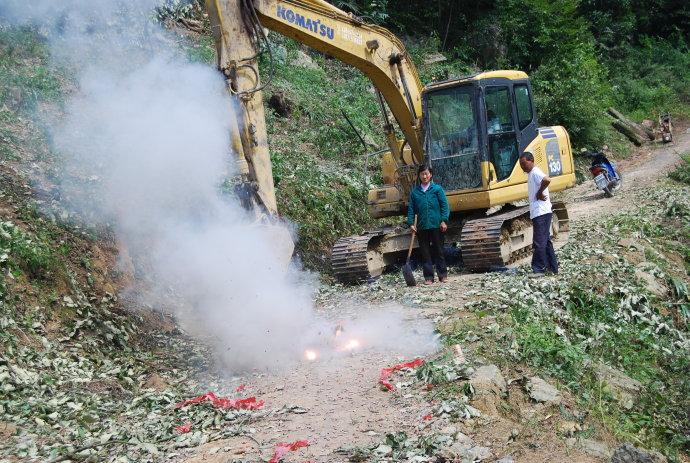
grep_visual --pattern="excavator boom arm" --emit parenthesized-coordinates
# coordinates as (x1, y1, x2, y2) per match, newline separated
(255, 0, 424, 155)
(205, 0, 424, 215)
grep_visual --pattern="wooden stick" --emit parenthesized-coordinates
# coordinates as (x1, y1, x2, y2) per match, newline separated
(406, 215, 417, 261)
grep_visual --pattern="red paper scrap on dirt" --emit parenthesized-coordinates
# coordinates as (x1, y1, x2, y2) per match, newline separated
(268, 440, 310, 463)
(235, 384, 246, 392)
(379, 358, 424, 391)
(175, 392, 264, 410)
(422, 414, 433, 421)
(175, 422, 192, 433)
(424, 384, 434, 391)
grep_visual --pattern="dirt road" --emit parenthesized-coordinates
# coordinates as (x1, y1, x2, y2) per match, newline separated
(179, 134, 688, 463)
(561, 132, 689, 221)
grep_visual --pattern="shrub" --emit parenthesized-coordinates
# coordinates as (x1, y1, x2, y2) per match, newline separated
(669, 154, 690, 185)
(608, 37, 690, 120)
(532, 43, 611, 146)
(0, 221, 56, 280)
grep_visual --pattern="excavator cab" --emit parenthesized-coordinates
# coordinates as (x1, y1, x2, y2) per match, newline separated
(369, 71, 574, 220)
(423, 72, 539, 193)
(351, 71, 574, 279)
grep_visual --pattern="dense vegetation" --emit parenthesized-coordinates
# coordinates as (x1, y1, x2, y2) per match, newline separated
(335, 0, 689, 146)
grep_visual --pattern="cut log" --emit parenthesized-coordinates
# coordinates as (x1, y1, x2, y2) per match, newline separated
(612, 120, 645, 146)
(179, 18, 204, 33)
(641, 125, 655, 140)
(607, 107, 628, 122)
(607, 107, 654, 140)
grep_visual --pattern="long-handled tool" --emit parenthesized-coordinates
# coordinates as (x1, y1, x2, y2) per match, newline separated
(401, 215, 417, 286)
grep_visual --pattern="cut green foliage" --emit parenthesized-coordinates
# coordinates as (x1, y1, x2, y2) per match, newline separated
(0, 127, 20, 160)
(0, 221, 57, 280)
(0, 27, 63, 111)
(156, 0, 205, 23)
(439, 181, 690, 458)
(669, 154, 690, 186)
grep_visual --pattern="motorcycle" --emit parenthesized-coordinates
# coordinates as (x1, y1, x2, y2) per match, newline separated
(659, 112, 673, 143)
(587, 151, 622, 197)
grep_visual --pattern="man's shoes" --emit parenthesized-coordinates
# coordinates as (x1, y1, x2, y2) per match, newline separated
(424, 280, 434, 285)
(528, 272, 545, 279)
(439, 277, 448, 283)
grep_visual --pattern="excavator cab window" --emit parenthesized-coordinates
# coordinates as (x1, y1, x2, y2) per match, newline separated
(424, 84, 481, 190)
(485, 86, 518, 181)
(514, 84, 533, 130)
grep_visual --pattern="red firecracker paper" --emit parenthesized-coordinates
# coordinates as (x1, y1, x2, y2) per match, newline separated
(175, 392, 264, 410)
(268, 440, 310, 463)
(422, 414, 432, 421)
(235, 384, 246, 392)
(379, 358, 424, 391)
(175, 422, 192, 433)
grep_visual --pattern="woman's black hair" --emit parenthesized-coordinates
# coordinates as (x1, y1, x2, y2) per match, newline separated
(418, 164, 432, 175)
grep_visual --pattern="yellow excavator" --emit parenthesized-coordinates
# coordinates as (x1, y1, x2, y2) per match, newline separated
(205, 0, 576, 282)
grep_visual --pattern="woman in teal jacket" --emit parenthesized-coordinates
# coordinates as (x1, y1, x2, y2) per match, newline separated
(407, 164, 450, 284)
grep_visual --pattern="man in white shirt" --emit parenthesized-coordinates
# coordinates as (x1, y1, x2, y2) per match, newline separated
(519, 151, 559, 275)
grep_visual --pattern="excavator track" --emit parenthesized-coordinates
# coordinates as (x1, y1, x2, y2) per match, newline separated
(462, 201, 569, 272)
(332, 202, 570, 281)
(461, 207, 531, 271)
(331, 230, 386, 284)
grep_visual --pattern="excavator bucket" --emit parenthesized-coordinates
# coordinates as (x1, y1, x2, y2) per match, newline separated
(261, 220, 295, 269)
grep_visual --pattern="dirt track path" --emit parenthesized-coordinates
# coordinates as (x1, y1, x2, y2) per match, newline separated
(178, 296, 446, 463)
(560, 132, 689, 220)
(179, 133, 689, 463)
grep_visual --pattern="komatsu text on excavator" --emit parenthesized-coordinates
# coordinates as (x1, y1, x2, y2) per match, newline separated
(205, 0, 576, 283)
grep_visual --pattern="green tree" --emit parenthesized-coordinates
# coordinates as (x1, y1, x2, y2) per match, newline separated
(532, 43, 611, 145)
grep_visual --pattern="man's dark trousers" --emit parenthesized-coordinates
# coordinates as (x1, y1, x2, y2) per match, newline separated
(531, 213, 558, 274)
(417, 228, 447, 281)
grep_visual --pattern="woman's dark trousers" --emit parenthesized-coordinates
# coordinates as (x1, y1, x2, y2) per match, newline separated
(417, 228, 447, 281)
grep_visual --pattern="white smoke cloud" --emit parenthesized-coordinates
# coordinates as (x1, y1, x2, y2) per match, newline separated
(0, 0, 438, 372)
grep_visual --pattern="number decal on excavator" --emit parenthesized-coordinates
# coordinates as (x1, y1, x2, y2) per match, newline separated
(545, 139, 563, 176)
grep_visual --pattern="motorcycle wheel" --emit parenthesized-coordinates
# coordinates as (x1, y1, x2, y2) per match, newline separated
(613, 171, 623, 189)
(604, 186, 614, 197)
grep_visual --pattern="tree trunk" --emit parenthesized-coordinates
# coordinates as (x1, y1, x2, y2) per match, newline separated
(607, 107, 654, 141)
(612, 120, 645, 146)
(640, 125, 656, 140)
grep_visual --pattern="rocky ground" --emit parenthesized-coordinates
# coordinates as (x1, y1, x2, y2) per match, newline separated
(171, 132, 690, 463)
(1, 130, 688, 463)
